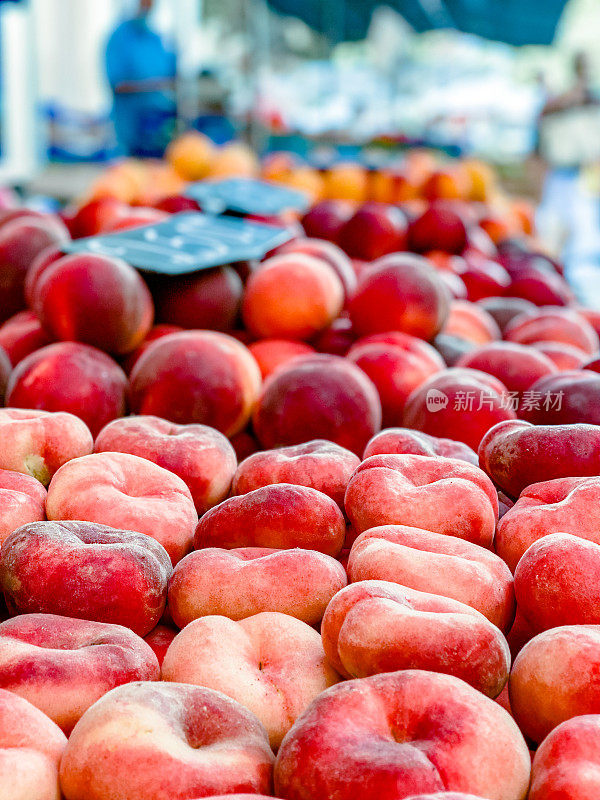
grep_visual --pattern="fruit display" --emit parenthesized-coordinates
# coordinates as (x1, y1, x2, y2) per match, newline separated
(1, 140, 600, 800)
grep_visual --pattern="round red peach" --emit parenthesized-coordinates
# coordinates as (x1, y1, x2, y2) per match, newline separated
(532, 340, 588, 370)
(441, 300, 501, 344)
(46, 451, 197, 565)
(349, 253, 450, 340)
(339, 202, 408, 261)
(504, 308, 599, 354)
(0, 310, 53, 366)
(514, 532, 600, 632)
(301, 199, 354, 243)
(23, 245, 64, 307)
(242, 254, 344, 340)
(521, 370, 600, 426)
(129, 331, 262, 436)
(407, 203, 468, 254)
(403, 367, 516, 451)
(506, 264, 574, 306)
(529, 715, 600, 800)
(457, 341, 556, 397)
(5, 342, 128, 436)
(479, 420, 600, 499)
(0, 217, 69, 324)
(33, 254, 153, 355)
(249, 338, 315, 380)
(347, 334, 444, 426)
(509, 625, 600, 743)
(152, 266, 243, 331)
(253, 354, 381, 456)
(275, 237, 357, 300)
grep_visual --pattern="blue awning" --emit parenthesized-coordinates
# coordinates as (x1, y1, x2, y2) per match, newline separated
(267, 0, 569, 46)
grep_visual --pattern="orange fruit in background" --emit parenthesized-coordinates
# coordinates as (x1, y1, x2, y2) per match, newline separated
(281, 167, 325, 203)
(511, 199, 536, 236)
(86, 161, 144, 204)
(368, 169, 418, 204)
(209, 142, 260, 179)
(323, 163, 368, 202)
(421, 168, 470, 202)
(261, 151, 297, 181)
(462, 159, 496, 202)
(368, 169, 396, 203)
(404, 149, 437, 184)
(133, 162, 186, 206)
(479, 214, 514, 245)
(166, 131, 216, 181)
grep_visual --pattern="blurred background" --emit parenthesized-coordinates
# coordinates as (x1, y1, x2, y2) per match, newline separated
(2, 0, 600, 283)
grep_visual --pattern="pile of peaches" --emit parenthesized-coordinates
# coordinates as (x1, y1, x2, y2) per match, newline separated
(1, 160, 600, 800)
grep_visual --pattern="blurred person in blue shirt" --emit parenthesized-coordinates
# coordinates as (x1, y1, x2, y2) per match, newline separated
(105, 0, 177, 157)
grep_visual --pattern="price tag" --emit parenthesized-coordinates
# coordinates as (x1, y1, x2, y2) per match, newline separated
(62, 212, 293, 275)
(185, 178, 310, 216)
